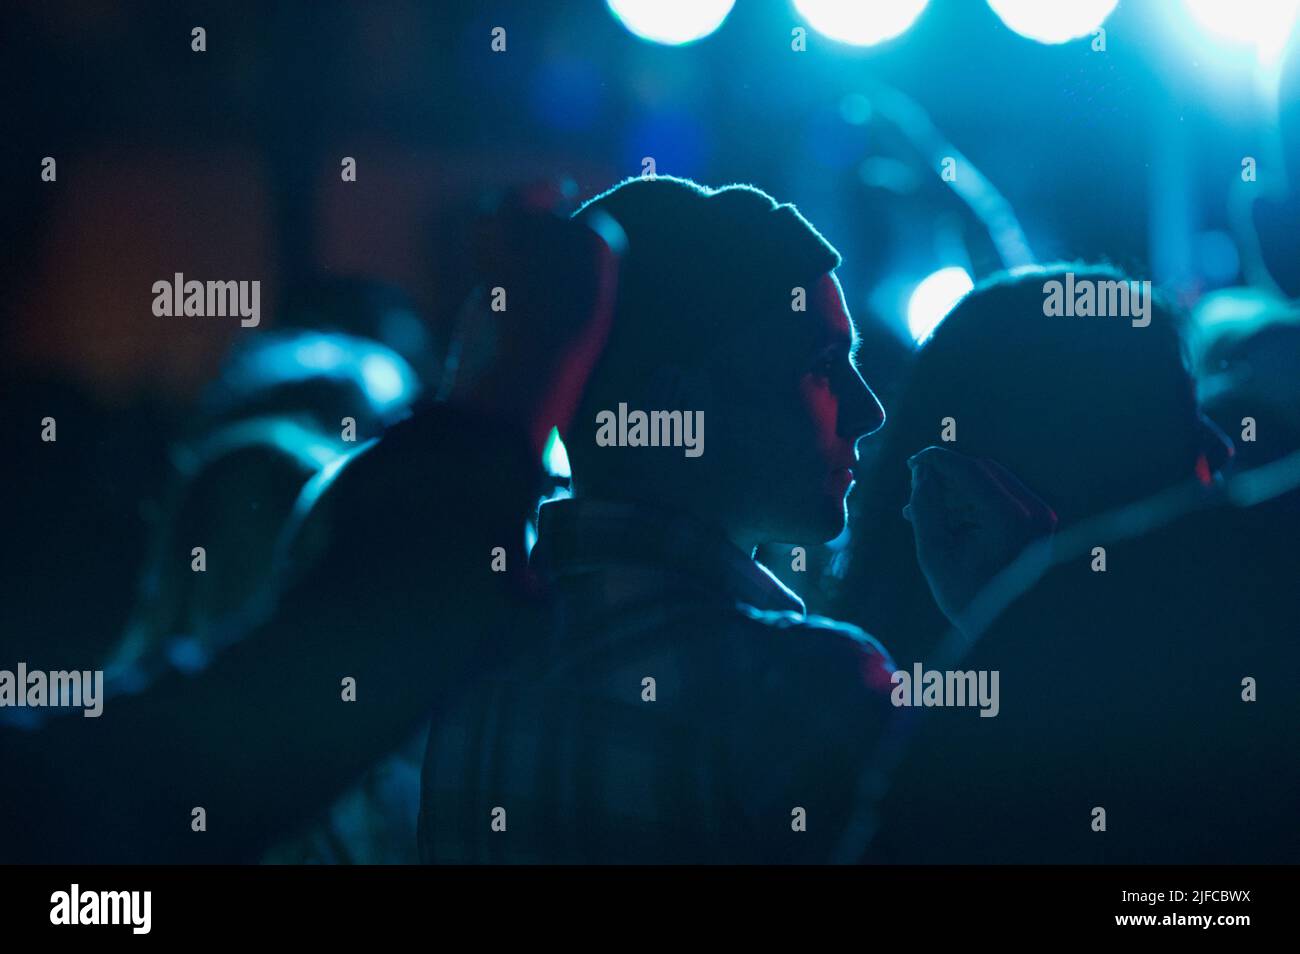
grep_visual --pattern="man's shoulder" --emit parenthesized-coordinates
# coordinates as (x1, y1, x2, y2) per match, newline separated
(647, 598, 896, 700)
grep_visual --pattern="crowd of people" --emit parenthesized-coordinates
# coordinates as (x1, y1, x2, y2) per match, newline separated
(4, 67, 1300, 865)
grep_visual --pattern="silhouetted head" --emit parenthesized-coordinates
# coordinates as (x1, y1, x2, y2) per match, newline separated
(565, 176, 885, 549)
(831, 264, 1221, 659)
(881, 265, 1214, 521)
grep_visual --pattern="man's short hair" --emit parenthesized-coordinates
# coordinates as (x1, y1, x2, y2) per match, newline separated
(574, 176, 841, 375)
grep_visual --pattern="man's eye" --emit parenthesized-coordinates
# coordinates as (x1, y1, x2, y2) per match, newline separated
(812, 354, 836, 377)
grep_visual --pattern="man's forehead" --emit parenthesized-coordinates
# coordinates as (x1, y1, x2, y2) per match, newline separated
(738, 271, 856, 355)
(810, 272, 855, 343)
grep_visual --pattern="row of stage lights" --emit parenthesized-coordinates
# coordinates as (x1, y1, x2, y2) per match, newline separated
(608, 0, 1299, 64)
(604, 1, 1297, 344)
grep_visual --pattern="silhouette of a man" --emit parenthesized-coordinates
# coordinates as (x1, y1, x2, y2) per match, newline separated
(419, 177, 907, 862)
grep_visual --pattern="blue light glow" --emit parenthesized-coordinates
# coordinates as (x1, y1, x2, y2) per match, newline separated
(544, 426, 572, 479)
(1182, 0, 1300, 65)
(794, 0, 929, 47)
(607, 0, 736, 46)
(986, 0, 1118, 45)
(359, 353, 409, 407)
(907, 267, 974, 344)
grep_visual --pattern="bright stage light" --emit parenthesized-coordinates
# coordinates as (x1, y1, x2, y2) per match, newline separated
(1182, 0, 1300, 65)
(793, 0, 930, 47)
(606, 0, 736, 46)
(986, 0, 1118, 45)
(907, 267, 973, 344)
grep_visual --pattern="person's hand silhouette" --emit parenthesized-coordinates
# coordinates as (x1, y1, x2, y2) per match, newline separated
(449, 185, 625, 458)
(904, 446, 1057, 628)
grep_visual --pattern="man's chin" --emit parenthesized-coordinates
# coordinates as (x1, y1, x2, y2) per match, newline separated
(819, 512, 850, 545)
(786, 504, 849, 546)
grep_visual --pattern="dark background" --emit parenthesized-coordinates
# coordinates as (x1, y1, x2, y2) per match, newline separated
(3, 0, 1283, 406)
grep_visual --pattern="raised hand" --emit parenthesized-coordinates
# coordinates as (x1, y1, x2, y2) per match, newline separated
(449, 184, 625, 458)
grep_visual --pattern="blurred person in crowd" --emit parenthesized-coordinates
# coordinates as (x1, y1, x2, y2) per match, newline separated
(113, 331, 421, 674)
(876, 450, 1300, 863)
(827, 265, 1231, 665)
(0, 196, 619, 863)
(1190, 291, 1300, 470)
(850, 275, 1297, 863)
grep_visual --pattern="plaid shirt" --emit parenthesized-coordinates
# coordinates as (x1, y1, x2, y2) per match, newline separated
(419, 498, 896, 863)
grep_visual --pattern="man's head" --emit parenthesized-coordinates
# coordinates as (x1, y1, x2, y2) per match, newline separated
(565, 177, 884, 549)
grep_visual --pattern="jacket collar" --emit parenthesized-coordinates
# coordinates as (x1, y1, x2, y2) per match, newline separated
(532, 497, 806, 616)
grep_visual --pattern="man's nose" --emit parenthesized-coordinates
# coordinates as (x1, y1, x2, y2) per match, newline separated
(839, 368, 886, 442)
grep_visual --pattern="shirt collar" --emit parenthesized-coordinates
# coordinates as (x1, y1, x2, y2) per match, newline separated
(532, 497, 806, 616)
